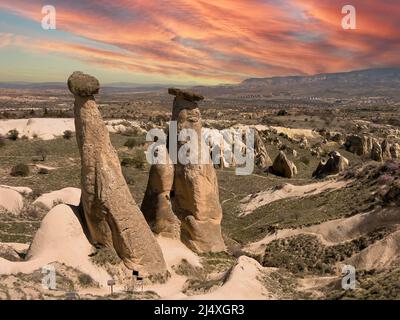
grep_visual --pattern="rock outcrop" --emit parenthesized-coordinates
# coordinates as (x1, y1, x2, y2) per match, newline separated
(390, 143, 400, 159)
(312, 151, 349, 178)
(0, 186, 25, 215)
(68, 71, 167, 277)
(299, 137, 309, 149)
(371, 138, 383, 162)
(270, 151, 298, 178)
(168, 88, 225, 253)
(33, 187, 81, 210)
(0, 244, 21, 261)
(344, 134, 372, 156)
(379, 139, 400, 160)
(381, 139, 392, 160)
(344, 134, 400, 161)
(253, 129, 272, 169)
(141, 146, 180, 238)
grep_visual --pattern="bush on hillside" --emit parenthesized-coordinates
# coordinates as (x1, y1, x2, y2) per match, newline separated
(11, 163, 30, 177)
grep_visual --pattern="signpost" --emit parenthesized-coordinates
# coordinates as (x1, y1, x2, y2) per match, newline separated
(107, 279, 116, 295)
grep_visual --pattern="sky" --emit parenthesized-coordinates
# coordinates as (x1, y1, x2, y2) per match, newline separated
(0, 0, 399, 85)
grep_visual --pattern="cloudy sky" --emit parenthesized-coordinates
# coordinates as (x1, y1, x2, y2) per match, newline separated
(0, 0, 399, 84)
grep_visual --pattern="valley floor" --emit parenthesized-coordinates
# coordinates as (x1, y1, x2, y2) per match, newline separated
(1, 118, 399, 299)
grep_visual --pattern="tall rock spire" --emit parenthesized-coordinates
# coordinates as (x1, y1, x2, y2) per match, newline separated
(68, 71, 167, 277)
(168, 88, 225, 252)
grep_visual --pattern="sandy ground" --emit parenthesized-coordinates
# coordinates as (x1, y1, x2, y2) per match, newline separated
(239, 179, 350, 216)
(0, 118, 75, 140)
(234, 124, 317, 139)
(342, 229, 400, 271)
(1, 242, 30, 253)
(0, 185, 32, 195)
(143, 237, 201, 299)
(297, 275, 338, 298)
(246, 208, 400, 256)
(189, 256, 269, 300)
(0, 118, 144, 140)
(147, 256, 272, 300)
(0, 186, 25, 215)
(0, 204, 110, 285)
(270, 126, 317, 138)
(34, 164, 57, 171)
(3, 180, 398, 299)
(156, 236, 201, 269)
(33, 187, 81, 210)
(5, 202, 397, 299)
(0, 200, 272, 299)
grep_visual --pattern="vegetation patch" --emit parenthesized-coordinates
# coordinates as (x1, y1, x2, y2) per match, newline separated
(10, 163, 30, 177)
(262, 229, 391, 275)
(326, 267, 400, 300)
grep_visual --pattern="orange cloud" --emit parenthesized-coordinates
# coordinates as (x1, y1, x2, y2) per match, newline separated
(0, 0, 399, 82)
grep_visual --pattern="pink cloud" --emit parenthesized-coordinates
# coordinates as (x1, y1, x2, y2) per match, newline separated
(0, 0, 399, 82)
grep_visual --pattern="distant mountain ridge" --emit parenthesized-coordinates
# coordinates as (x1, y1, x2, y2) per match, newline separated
(0, 67, 399, 98)
(192, 67, 400, 98)
(241, 67, 400, 87)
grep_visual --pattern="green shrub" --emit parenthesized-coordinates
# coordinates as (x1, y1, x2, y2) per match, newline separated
(121, 151, 146, 169)
(78, 273, 96, 287)
(300, 156, 310, 165)
(35, 147, 48, 161)
(38, 167, 49, 174)
(122, 167, 135, 185)
(0, 135, 6, 147)
(11, 163, 30, 177)
(91, 246, 121, 266)
(63, 130, 73, 140)
(277, 109, 288, 116)
(7, 129, 19, 140)
(121, 157, 135, 167)
(262, 230, 390, 275)
(124, 137, 145, 149)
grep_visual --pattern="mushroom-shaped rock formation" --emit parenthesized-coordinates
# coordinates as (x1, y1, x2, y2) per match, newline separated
(312, 151, 349, 178)
(270, 151, 298, 178)
(68, 71, 167, 277)
(168, 88, 204, 102)
(68, 71, 100, 97)
(168, 88, 225, 253)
